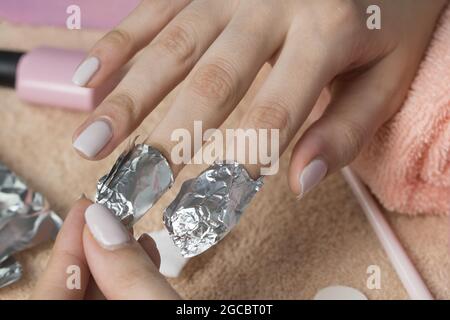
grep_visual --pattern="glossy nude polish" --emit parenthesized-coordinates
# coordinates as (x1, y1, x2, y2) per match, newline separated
(0, 47, 119, 111)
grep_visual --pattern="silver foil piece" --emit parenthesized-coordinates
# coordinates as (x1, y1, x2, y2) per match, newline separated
(0, 257, 23, 289)
(96, 143, 174, 226)
(0, 210, 62, 262)
(0, 162, 63, 287)
(164, 162, 263, 257)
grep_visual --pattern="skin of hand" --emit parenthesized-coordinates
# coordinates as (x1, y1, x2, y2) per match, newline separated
(72, 0, 446, 196)
(31, 198, 180, 300)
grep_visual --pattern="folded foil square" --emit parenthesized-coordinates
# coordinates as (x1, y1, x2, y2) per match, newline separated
(0, 162, 62, 288)
(96, 143, 174, 226)
(164, 162, 263, 257)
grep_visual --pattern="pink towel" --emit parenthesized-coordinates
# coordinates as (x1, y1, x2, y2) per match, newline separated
(352, 5, 450, 215)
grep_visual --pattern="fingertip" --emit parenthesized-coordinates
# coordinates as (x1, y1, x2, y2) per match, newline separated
(82, 222, 179, 299)
(73, 195, 93, 209)
(57, 196, 92, 239)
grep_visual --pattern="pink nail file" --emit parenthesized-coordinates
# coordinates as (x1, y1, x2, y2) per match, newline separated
(341, 167, 433, 300)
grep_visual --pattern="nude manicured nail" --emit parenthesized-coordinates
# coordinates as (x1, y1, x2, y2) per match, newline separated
(298, 158, 328, 198)
(73, 120, 112, 158)
(72, 56, 100, 86)
(85, 203, 130, 250)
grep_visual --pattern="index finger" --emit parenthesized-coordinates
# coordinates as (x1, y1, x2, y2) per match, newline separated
(72, 0, 191, 87)
(30, 198, 92, 300)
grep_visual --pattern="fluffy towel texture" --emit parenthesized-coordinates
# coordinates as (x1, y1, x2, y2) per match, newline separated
(353, 5, 450, 215)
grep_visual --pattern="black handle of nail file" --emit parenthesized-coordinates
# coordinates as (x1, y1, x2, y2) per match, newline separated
(0, 50, 24, 88)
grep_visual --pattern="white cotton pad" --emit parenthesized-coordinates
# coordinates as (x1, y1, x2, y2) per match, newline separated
(147, 228, 190, 278)
(313, 286, 368, 300)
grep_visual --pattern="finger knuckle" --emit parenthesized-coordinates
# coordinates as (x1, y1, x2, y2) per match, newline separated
(104, 91, 139, 124)
(339, 117, 367, 156)
(140, 0, 175, 25)
(310, 0, 362, 43)
(238, 2, 273, 34)
(323, 0, 365, 37)
(328, 0, 361, 27)
(103, 29, 134, 50)
(249, 99, 291, 132)
(154, 21, 196, 63)
(188, 58, 238, 104)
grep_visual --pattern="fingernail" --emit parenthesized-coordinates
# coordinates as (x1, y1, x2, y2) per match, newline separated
(298, 158, 328, 198)
(85, 203, 130, 250)
(73, 120, 112, 158)
(72, 56, 100, 86)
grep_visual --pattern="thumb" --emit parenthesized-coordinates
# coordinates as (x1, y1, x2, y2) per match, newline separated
(83, 203, 180, 300)
(289, 58, 404, 197)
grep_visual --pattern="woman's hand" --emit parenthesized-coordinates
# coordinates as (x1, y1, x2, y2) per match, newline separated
(72, 0, 446, 196)
(31, 198, 180, 300)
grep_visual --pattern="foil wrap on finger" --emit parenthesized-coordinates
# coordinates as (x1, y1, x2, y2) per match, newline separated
(96, 143, 174, 226)
(163, 162, 263, 257)
(0, 162, 63, 288)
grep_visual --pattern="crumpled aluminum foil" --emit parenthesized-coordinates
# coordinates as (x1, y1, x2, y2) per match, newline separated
(96, 142, 174, 226)
(0, 209, 62, 263)
(0, 257, 22, 288)
(163, 162, 263, 257)
(0, 162, 62, 288)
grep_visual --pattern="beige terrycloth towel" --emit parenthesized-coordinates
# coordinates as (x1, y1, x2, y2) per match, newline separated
(0, 20, 449, 299)
(354, 4, 450, 215)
